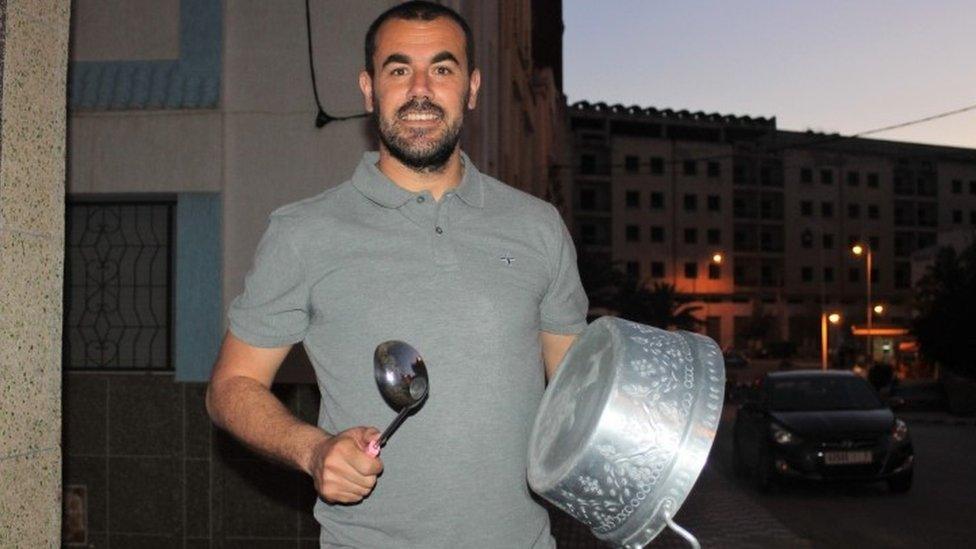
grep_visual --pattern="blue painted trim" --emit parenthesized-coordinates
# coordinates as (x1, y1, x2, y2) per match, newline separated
(70, 0, 221, 110)
(175, 193, 222, 382)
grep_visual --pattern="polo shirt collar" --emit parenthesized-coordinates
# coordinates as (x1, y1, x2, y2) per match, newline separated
(352, 151, 485, 209)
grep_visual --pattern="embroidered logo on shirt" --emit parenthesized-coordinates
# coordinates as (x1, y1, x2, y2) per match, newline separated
(500, 253, 515, 266)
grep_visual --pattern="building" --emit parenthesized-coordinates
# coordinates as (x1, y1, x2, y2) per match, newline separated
(568, 100, 976, 361)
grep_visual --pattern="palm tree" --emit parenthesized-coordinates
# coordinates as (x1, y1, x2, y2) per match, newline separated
(577, 254, 702, 330)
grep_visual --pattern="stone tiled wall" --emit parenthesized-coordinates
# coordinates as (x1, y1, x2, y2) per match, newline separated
(63, 375, 322, 547)
(0, 0, 71, 545)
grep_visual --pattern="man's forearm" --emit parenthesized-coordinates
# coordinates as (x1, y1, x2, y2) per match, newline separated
(206, 375, 330, 475)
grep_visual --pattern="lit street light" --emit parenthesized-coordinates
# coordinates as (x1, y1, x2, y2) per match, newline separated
(821, 312, 842, 370)
(712, 252, 723, 264)
(873, 304, 885, 315)
(852, 243, 873, 364)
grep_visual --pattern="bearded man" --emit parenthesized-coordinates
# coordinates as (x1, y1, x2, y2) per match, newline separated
(206, 2, 588, 547)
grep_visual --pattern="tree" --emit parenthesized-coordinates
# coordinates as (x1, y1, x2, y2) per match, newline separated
(912, 242, 976, 379)
(577, 254, 702, 330)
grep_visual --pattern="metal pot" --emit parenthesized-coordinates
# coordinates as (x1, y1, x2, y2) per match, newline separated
(528, 317, 725, 548)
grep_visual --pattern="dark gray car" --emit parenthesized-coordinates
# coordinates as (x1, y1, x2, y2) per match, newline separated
(732, 370, 914, 493)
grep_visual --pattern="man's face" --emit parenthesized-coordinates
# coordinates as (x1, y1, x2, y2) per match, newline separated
(359, 17, 481, 172)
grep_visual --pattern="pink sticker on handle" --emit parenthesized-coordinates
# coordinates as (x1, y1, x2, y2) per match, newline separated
(366, 439, 380, 457)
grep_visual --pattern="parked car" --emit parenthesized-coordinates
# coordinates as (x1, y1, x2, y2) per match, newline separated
(723, 351, 749, 369)
(732, 370, 914, 493)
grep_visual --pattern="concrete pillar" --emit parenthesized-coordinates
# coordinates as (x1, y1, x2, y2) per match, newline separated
(0, 0, 71, 545)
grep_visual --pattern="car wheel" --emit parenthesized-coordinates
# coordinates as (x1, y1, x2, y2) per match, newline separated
(753, 449, 774, 493)
(887, 471, 913, 494)
(732, 439, 748, 478)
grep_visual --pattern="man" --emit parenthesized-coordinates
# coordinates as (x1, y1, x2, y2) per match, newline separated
(206, 2, 588, 547)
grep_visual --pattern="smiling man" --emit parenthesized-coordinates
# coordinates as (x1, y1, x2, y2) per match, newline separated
(206, 2, 588, 547)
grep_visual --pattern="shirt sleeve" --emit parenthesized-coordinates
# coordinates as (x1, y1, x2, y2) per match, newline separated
(227, 216, 310, 348)
(540, 205, 589, 334)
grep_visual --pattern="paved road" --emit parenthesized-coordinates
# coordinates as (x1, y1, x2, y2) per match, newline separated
(707, 410, 976, 548)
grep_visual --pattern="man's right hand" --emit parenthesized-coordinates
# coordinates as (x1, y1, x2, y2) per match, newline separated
(307, 427, 384, 504)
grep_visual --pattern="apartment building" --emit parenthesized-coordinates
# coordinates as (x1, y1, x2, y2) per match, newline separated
(569, 101, 976, 359)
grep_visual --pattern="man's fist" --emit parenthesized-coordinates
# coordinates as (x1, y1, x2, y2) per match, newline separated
(307, 427, 383, 504)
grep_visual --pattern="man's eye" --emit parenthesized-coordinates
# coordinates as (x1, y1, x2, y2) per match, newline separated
(390, 67, 407, 76)
(434, 66, 453, 75)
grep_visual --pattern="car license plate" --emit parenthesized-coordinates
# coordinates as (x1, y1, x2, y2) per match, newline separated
(824, 451, 872, 465)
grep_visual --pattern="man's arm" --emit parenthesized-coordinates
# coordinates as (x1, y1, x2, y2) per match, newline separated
(206, 331, 382, 503)
(541, 331, 578, 381)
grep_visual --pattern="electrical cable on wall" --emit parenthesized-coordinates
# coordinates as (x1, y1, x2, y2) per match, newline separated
(306, 0, 368, 128)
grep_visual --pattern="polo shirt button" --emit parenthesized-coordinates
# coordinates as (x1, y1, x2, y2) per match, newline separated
(435, 226, 443, 234)
(416, 196, 425, 203)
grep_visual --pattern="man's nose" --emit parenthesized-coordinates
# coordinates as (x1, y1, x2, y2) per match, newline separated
(408, 70, 432, 99)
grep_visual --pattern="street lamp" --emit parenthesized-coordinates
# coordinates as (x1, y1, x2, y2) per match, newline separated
(821, 312, 842, 370)
(852, 243, 873, 364)
(873, 304, 885, 315)
(712, 252, 723, 265)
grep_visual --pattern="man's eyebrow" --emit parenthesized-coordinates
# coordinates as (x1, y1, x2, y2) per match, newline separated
(431, 51, 460, 65)
(381, 53, 411, 69)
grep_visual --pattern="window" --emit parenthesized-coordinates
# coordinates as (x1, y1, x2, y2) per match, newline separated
(683, 194, 698, 211)
(580, 189, 596, 211)
(800, 201, 813, 216)
(821, 202, 834, 218)
(707, 195, 721, 212)
(971, 210, 976, 225)
(624, 155, 639, 173)
(824, 267, 835, 282)
(868, 204, 879, 219)
(801, 266, 813, 282)
(650, 157, 665, 175)
(849, 267, 861, 283)
(684, 262, 698, 279)
(820, 169, 833, 184)
(847, 171, 860, 186)
(684, 228, 698, 244)
(650, 226, 665, 242)
(867, 173, 879, 188)
(707, 161, 721, 178)
(823, 233, 835, 249)
(625, 225, 640, 242)
(895, 262, 911, 289)
(651, 261, 665, 278)
(869, 236, 880, 250)
(848, 204, 860, 218)
(650, 192, 664, 209)
(707, 228, 721, 244)
(580, 223, 597, 245)
(800, 168, 813, 184)
(626, 261, 640, 278)
(625, 190, 640, 209)
(971, 181, 976, 195)
(708, 264, 721, 280)
(871, 268, 879, 284)
(580, 154, 596, 174)
(954, 210, 963, 224)
(952, 179, 962, 193)
(65, 200, 175, 370)
(800, 232, 813, 249)
(683, 160, 697, 176)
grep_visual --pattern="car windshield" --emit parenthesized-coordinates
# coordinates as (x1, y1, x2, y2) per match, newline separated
(767, 376, 883, 411)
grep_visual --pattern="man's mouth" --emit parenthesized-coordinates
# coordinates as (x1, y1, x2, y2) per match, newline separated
(400, 112, 440, 122)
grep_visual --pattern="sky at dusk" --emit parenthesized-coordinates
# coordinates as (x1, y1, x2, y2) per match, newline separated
(563, 0, 976, 149)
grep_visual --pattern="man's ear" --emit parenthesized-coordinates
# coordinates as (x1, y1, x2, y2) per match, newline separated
(466, 68, 481, 110)
(358, 70, 374, 113)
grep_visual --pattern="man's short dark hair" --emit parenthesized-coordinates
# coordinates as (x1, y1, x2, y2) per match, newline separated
(364, 1, 476, 76)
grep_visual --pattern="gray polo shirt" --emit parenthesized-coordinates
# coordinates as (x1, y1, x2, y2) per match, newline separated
(228, 151, 588, 548)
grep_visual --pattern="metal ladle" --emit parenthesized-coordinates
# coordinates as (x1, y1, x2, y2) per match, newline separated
(366, 340, 429, 457)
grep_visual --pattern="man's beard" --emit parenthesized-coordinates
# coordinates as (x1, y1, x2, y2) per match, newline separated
(374, 96, 465, 172)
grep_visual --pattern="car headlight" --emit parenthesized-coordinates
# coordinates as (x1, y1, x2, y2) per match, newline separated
(892, 418, 909, 442)
(770, 423, 800, 445)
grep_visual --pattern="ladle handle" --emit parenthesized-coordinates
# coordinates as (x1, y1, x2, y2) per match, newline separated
(366, 406, 412, 457)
